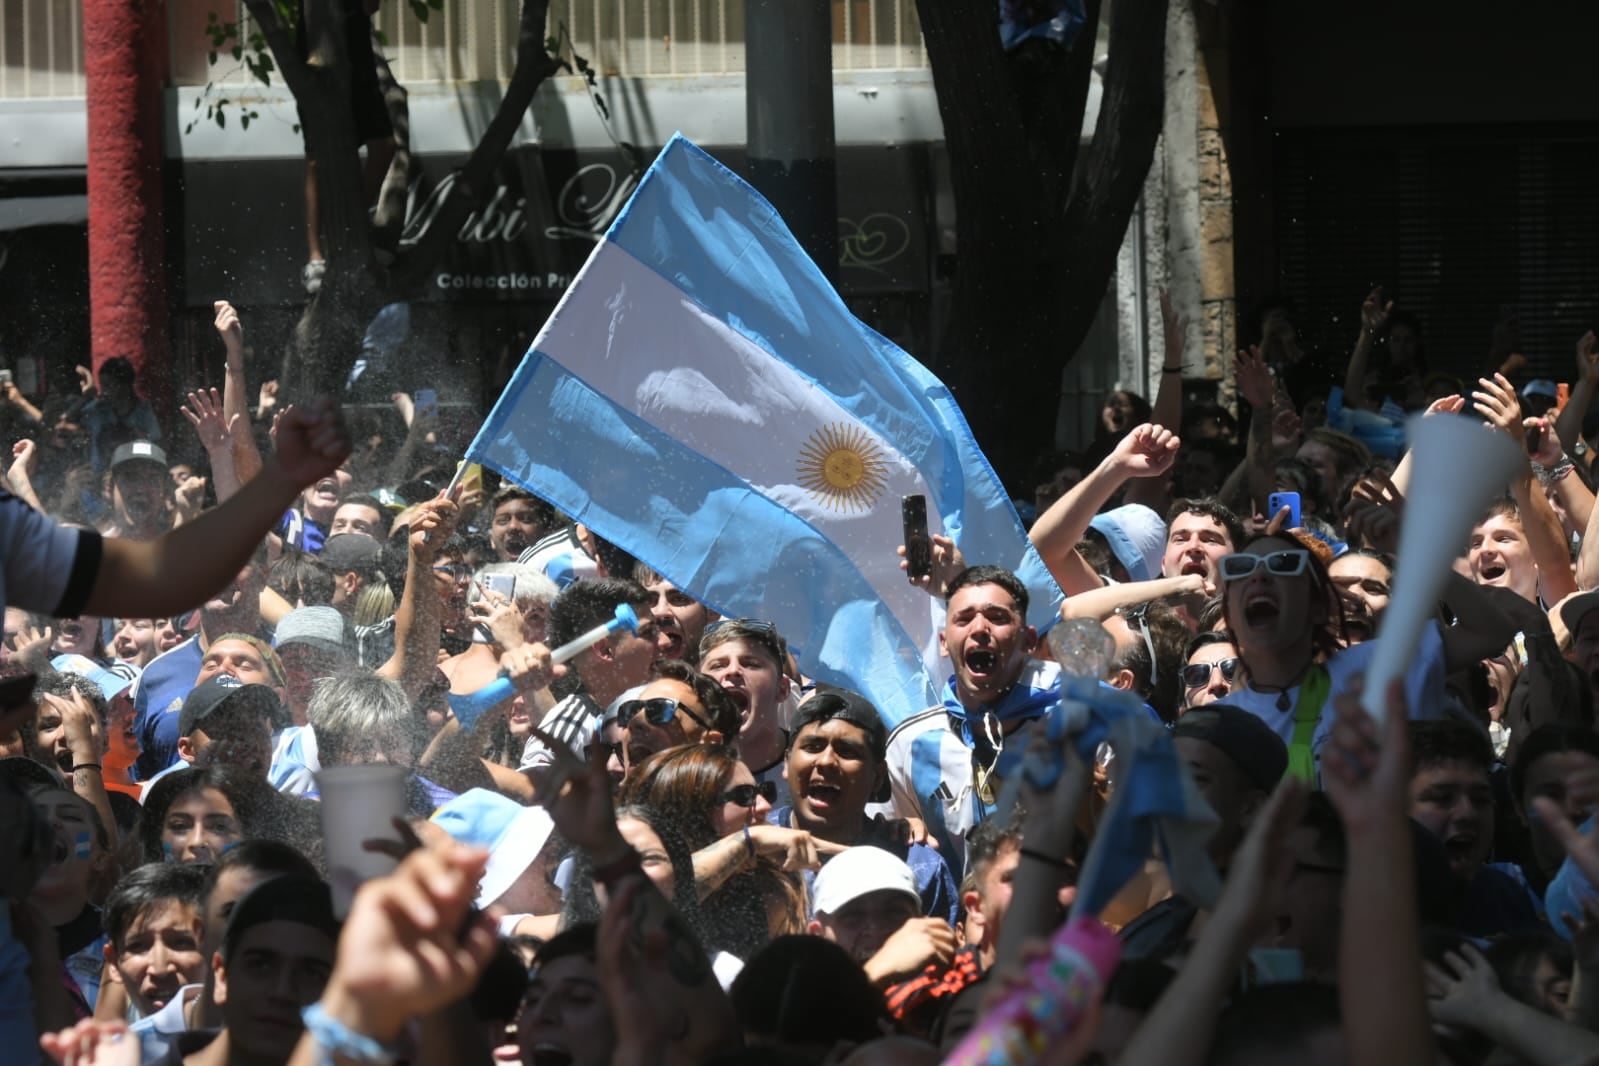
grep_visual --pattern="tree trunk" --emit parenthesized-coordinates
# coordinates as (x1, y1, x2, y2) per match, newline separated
(242, 0, 559, 403)
(916, 0, 1169, 488)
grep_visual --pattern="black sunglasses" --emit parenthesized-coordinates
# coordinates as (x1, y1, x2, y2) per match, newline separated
(1179, 658, 1241, 689)
(618, 697, 713, 733)
(721, 780, 778, 808)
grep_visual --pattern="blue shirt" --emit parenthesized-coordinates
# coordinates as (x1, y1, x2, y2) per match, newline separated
(131, 637, 204, 780)
(769, 806, 962, 927)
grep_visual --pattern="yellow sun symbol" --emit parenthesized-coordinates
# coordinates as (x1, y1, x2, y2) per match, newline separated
(796, 423, 889, 512)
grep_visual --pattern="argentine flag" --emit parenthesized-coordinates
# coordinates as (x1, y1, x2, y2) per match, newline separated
(465, 134, 1062, 728)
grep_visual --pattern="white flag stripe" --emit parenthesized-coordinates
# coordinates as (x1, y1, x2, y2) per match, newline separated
(534, 238, 945, 654)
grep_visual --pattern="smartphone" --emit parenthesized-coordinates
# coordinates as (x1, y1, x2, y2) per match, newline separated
(1267, 491, 1301, 530)
(0, 370, 13, 388)
(414, 388, 439, 420)
(1526, 423, 1545, 456)
(902, 495, 932, 582)
(472, 573, 517, 643)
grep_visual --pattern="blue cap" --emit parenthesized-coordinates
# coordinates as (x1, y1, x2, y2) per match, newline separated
(431, 788, 555, 907)
(50, 654, 132, 701)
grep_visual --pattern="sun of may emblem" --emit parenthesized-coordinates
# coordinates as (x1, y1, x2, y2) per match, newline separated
(796, 423, 889, 512)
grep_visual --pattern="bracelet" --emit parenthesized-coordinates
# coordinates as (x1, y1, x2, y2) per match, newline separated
(1018, 847, 1072, 872)
(592, 847, 643, 887)
(301, 1001, 400, 1066)
(1534, 457, 1575, 487)
(1162, 365, 1184, 374)
(70, 763, 101, 773)
(742, 824, 757, 861)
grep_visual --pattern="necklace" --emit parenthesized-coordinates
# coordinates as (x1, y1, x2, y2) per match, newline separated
(1253, 657, 1316, 713)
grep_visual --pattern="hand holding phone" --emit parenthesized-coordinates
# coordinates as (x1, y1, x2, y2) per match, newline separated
(902, 495, 932, 582)
(1267, 491, 1301, 530)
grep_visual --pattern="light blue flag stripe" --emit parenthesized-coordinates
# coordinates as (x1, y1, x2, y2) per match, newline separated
(601, 136, 1062, 634)
(471, 353, 941, 725)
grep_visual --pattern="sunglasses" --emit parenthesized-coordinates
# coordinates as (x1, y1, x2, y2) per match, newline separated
(618, 697, 713, 732)
(1218, 549, 1310, 581)
(721, 780, 778, 808)
(1179, 657, 1241, 689)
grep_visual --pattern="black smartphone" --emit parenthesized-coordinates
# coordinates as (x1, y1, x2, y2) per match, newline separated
(902, 495, 932, 582)
(1526, 423, 1544, 456)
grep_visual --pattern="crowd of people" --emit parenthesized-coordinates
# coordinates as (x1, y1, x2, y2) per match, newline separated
(8, 284, 1599, 1066)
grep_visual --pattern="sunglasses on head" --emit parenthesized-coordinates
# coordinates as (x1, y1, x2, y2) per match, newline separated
(1179, 657, 1241, 689)
(1219, 549, 1310, 582)
(701, 618, 786, 663)
(721, 780, 778, 808)
(618, 697, 712, 733)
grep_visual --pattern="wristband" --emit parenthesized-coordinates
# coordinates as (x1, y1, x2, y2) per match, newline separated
(446, 676, 515, 731)
(301, 1001, 401, 1066)
(70, 763, 102, 773)
(742, 824, 757, 861)
(1162, 365, 1184, 374)
(593, 848, 643, 887)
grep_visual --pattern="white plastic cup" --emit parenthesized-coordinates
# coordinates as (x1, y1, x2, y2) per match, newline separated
(317, 764, 408, 916)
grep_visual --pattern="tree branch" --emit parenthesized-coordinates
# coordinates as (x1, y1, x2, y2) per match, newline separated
(391, 0, 561, 291)
(371, 43, 412, 252)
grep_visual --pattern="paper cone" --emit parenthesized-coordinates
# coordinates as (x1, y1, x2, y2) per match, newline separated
(1363, 415, 1524, 720)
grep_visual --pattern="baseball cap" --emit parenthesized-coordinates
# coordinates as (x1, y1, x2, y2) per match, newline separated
(1089, 504, 1168, 583)
(1561, 590, 1599, 638)
(50, 654, 132, 701)
(176, 674, 281, 738)
(795, 688, 888, 761)
(110, 440, 167, 474)
(811, 845, 920, 917)
(319, 533, 382, 574)
(1173, 704, 1288, 792)
(221, 874, 338, 963)
(431, 788, 556, 908)
(1522, 379, 1559, 402)
(273, 606, 355, 660)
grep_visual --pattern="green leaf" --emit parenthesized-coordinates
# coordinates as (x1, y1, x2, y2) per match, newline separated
(231, 46, 242, 60)
(216, 109, 225, 129)
(293, 123, 302, 134)
(545, 35, 560, 53)
(373, 28, 389, 47)
(193, 96, 202, 110)
(240, 113, 250, 130)
(206, 10, 217, 22)
(208, 51, 217, 65)
(259, 54, 274, 72)
(429, 0, 444, 10)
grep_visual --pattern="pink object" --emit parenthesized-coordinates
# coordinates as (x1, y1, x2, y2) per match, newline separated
(944, 916, 1121, 1065)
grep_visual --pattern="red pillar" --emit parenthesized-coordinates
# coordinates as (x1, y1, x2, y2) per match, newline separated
(83, 0, 170, 403)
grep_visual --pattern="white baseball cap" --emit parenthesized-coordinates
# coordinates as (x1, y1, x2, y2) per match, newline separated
(431, 788, 555, 908)
(811, 845, 920, 917)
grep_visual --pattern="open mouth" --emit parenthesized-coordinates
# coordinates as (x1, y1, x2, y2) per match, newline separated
(1243, 595, 1280, 627)
(806, 782, 841, 810)
(965, 648, 999, 678)
(722, 686, 751, 722)
(1444, 832, 1478, 866)
(1180, 559, 1208, 577)
(657, 628, 684, 657)
(1478, 563, 1506, 583)
(503, 534, 530, 556)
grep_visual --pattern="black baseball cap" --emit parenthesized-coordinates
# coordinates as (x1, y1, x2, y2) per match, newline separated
(110, 440, 167, 474)
(221, 874, 339, 962)
(793, 686, 889, 762)
(177, 675, 281, 738)
(1173, 704, 1288, 793)
(319, 533, 383, 575)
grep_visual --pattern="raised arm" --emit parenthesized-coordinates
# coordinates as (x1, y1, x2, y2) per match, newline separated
(1119, 779, 1307, 1066)
(214, 301, 264, 483)
(376, 494, 459, 697)
(1146, 290, 1186, 448)
(1342, 287, 1392, 412)
(84, 401, 350, 619)
(180, 388, 243, 503)
(531, 725, 742, 1062)
(1476, 373, 1578, 603)
(1529, 414, 1595, 546)
(1557, 331, 1599, 458)
(1322, 680, 1434, 1066)
(1029, 424, 1179, 592)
